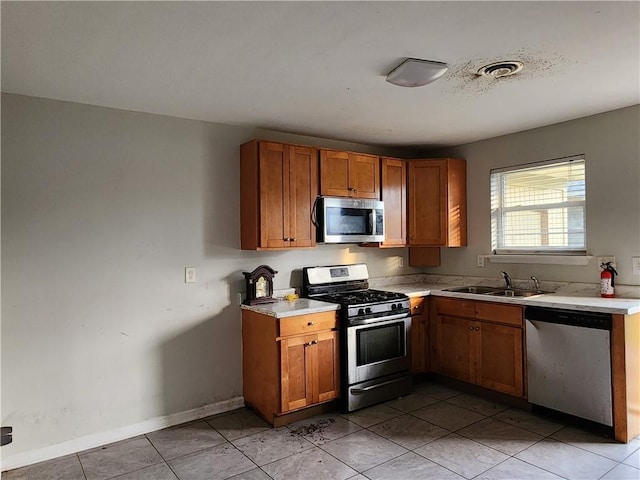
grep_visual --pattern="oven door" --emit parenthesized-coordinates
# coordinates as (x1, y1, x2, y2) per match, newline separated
(346, 314, 411, 385)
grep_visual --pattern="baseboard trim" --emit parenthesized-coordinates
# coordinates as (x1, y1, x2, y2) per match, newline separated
(0, 396, 245, 472)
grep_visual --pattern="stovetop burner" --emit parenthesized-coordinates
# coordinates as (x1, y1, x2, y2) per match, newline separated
(315, 289, 408, 306)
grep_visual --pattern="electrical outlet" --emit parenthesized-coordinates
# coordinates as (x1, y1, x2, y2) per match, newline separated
(597, 256, 616, 269)
(633, 257, 640, 275)
(477, 255, 485, 267)
(398, 256, 404, 268)
(185, 266, 197, 283)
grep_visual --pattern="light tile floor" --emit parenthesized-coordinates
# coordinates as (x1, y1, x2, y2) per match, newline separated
(4, 380, 640, 480)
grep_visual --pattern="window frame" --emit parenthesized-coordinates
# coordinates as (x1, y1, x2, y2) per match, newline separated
(490, 155, 587, 256)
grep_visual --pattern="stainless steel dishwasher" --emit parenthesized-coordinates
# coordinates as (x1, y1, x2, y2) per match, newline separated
(525, 306, 613, 426)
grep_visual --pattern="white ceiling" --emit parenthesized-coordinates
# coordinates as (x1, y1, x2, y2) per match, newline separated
(2, 1, 639, 148)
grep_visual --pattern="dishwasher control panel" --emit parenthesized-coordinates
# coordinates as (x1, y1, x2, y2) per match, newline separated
(525, 307, 611, 330)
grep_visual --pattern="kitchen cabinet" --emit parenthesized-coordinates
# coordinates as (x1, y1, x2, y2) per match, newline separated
(410, 297, 429, 374)
(380, 157, 406, 246)
(242, 309, 340, 425)
(431, 297, 524, 397)
(320, 149, 380, 199)
(407, 158, 467, 246)
(240, 140, 318, 250)
(611, 312, 640, 443)
(408, 247, 441, 267)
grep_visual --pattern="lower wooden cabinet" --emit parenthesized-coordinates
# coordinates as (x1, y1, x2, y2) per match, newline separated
(435, 314, 474, 383)
(280, 329, 340, 412)
(410, 297, 429, 374)
(242, 309, 339, 425)
(432, 297, 524, 397)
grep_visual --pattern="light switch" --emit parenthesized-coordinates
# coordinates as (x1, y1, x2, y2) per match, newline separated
(633, 257, 640, 275)
(185, 267, 197, 283)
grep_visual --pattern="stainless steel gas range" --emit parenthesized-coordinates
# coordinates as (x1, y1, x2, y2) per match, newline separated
(303, 264, 412, 412)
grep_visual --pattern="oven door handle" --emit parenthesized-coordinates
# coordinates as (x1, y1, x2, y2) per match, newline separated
(350, 376, 408, 394)
(349, 312, 410, 326)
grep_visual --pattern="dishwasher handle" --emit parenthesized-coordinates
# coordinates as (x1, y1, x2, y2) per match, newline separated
(525, 306, 611, 330)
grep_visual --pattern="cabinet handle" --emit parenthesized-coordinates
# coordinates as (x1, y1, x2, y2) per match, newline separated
(469, 326, 474, 330)
(290, 238, 296, 242)
(312, 340, 318, 345)
(307, 322, 315, 326)
(413, 305, 419, 310)
(475, 326, 480, 331)
(410, 236, 415, 240)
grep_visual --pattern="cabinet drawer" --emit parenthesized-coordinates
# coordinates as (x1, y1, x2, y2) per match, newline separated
(435, 297, 475, 318)
(475, 302, 523, 327)
(410, 297, 426, 316)
(279, 311, 338, 337)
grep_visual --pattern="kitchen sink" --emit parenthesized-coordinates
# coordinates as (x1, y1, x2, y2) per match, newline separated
(443, 286, 502, 294)
(485, 289, 548, 297)
(443, 286, 549, 297)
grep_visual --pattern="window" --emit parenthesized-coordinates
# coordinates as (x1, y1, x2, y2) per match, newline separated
(491, 155, 586, 255)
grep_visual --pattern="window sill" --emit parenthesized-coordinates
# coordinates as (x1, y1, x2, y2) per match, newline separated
(483, 254, 593, 266)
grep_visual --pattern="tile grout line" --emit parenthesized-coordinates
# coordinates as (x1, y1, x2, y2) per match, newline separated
(75, 453, 89, 480)
(142, 433, 180, 480)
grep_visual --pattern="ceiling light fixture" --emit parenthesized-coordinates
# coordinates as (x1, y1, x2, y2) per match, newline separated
(477, 61, 524, 78)
(386, 58, 449, 87)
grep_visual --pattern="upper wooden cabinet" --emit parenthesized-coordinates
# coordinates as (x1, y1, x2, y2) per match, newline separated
(240, 140, 318, 250)
(380, 158, 407, 247)
(320, 149, 380, 199)
(407, 158, 467, 247)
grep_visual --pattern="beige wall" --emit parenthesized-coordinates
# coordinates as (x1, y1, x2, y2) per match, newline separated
(425, 105, 640, 286)
(0, 94, 415, 465)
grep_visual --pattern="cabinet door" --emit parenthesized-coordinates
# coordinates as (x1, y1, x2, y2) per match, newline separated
(476, 322, 524, 397)
(349, 153, 380, 199)
(280, 334, 314, 412)
(259, 142, 289, 248)
(320, 150, 351, 197)
(434, 315, 473, 382)
(289, 145, 318, 248)
(410, 297, 427, 374)
(315, 330, 340, 403)
(381, 158, 406, 246)
(408, 160, 447, 245)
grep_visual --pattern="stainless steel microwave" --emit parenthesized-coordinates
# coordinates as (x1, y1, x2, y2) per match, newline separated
(316, 196, 384, 243)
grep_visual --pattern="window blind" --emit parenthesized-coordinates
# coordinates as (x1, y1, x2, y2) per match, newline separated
(491, 156, 586, 255)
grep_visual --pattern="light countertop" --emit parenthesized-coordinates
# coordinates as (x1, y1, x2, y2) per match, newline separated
(240, 298, 339, 318)
(240, 283, 640, 317)
(382, 283, 640, 315)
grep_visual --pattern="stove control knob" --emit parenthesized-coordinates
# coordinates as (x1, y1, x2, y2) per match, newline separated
(365, 307, 372, 314)
(397, 303, 404, 310)
(391, 304, 397, 310)
(358, 308, 365, 316)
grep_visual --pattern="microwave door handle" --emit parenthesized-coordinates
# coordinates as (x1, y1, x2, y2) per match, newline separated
(311, 196, 320, 228)
(368, 210, 374, 234)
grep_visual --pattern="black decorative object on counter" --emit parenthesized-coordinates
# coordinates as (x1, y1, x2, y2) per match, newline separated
(243, 265, 278, 305)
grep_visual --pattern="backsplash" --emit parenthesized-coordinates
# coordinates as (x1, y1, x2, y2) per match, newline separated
(369, 273, 640, 299)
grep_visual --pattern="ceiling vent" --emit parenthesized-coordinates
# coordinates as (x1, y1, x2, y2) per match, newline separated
(477, 61, 524, 78)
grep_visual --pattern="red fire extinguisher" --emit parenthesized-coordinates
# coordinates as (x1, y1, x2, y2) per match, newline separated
(600, 262, 618, 298)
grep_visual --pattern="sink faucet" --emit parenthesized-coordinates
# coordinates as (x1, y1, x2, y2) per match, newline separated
(531, 275, 542, 293)
(501, 271, 513, 290)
